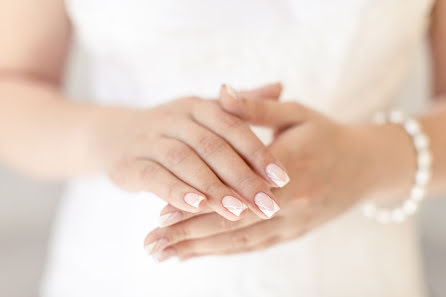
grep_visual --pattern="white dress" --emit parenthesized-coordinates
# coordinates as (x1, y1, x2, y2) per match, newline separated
(42, 0, 434, 296)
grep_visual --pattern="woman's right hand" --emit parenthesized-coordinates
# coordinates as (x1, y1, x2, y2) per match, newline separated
(96, 84, 289, 221)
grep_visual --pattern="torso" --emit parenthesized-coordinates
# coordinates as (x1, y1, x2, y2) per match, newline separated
(42, 1, 433, 296)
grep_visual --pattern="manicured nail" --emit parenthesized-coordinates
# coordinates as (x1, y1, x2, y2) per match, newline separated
(254, 192, 280, 218)
(184, 193, 205, 208)
(154, 247, 177, 262)
(225, 85, 240, 100)
(222, 196, 248, 216)
(144, 242, 156, 255)
(145, 237, 169, 255)
(159, 211, 183, 227)
(266, 163, 290, 188)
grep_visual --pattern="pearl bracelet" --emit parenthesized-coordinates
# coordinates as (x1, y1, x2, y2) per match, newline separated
(361, 110, 432, 224)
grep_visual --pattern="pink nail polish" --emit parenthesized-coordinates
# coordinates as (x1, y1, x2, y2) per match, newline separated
(266, 163, 290, 188)
(146, 237, 169, 255)
(159, 211, 183, 227)
(225, 85, 240, 100)
(184, 193, 205, 208)
(254, 192, 280, 218)
(222, 196, 247, 216)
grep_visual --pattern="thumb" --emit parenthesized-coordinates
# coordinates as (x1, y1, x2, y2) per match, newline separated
(238, 82, 283, 101)
(220, 84, 311, 129)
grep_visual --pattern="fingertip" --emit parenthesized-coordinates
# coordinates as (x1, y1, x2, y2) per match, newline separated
(219, 84, 242, 112)
(159, 210, 184, 227)
(266, 82, 283, 100)
(265, 163, 290, 188)
(144, 228, 161, 246)
(254, 192, 280, 219)
(184, 192, 206, 211)
(159, 204, 178, 216)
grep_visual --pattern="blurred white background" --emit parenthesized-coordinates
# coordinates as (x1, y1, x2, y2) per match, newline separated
(0, 45, 445, 297)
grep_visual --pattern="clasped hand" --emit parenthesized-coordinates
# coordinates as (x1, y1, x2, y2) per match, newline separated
(143, 83, 381, 262)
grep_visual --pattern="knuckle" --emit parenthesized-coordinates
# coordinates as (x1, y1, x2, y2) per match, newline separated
(202, 181, 223, 197)
(231, 231, 250, 247)
(164, 180, 182, 201)
(110, 161, 135, 191)
(191, 97, 210, 113)
(171, 225, 189, 242)
(197, 134, 227, 157)
(258, 235, 282, 251)
(218, 112, 244, 129)
(182, 96, 201, 105)
(218, 217, 238, 230)
(176, 242, 194, 257)
(139, 161, 160, 183)
(235, 173, 262, 190)
(164, 143, 192, 166)
(250, 146, 270, 166)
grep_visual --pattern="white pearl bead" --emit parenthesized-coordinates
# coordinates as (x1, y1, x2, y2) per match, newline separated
(417, 150, 432, 169)
(373, 112, 387, 125)
(410, 186, 425, 202)
(404, 119, 420, 135)
(377, 211, 391, 224)
(389, 111, 404, 123)
(416, 170, 431, 186)
(391, 209, 406, 223)
(403, 200, 418, 214)
(414, 134, 429, 151)
(362, 203, 377, 217)
(365, 111, 430, 224)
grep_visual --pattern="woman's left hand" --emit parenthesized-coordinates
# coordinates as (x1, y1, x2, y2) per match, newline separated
(144, 90, 414, 261)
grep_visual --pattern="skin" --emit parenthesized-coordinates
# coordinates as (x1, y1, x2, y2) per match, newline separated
(144, 0, 446, 262)
(0, 0, 289, 221)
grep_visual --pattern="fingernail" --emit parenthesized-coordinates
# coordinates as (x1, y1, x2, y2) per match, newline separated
(266, 163, 290, 188)
(154, 247, 177, 262)
(222, 196, 248, 216)
(225, 85, 240, 100)
(184, 193, 205, 208)
(144, 242, 156, 255)
(145, 237, 169, 255)
(159, 211, 183, 227)
(254, 192, 280, 218)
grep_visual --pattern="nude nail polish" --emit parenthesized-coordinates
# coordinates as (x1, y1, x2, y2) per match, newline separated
(145, 237, 169, 255)
(144, 242, 157, 255)
(184, 193, 205, 208)
(159, 211, 183, 227)
(222, 196, 248, 216)
(225, 85, 240, 100)
(254, 192, 280, 218)
(266, 163, 290, 188)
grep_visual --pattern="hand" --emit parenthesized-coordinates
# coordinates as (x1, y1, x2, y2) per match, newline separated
(96, 84, 289, 221)
(143, 90, 400, 261)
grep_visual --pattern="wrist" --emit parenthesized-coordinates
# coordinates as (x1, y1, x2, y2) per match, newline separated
(88, 104, 139, 172)
(347, 122, 417, 202)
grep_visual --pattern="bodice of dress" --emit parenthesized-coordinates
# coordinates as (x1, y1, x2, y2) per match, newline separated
(65, 0, 433, 121)
(41, 1, 435, 297)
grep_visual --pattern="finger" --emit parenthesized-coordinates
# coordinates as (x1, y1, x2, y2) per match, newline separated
(220, 86, 313, 129)
(158, 204, 213, 227)
(182, 236, 281, 261)
(191, 97, 289, 189)
(237, 82, 283, 101)
(112, 159, 206, 213)
(157, 218, 282, 261)
(165, 119, 282, 219)
(144, 211, 261, 256)
(150, 137, 250, 221)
